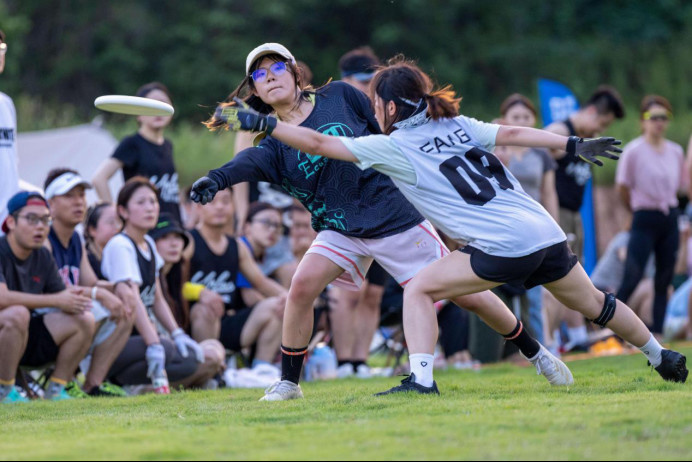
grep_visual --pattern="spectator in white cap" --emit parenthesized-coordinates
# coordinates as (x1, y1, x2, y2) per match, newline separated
(43, 168, 135, 397)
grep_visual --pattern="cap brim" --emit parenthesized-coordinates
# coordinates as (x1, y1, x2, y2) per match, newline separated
(246, 50, 296, 74)
(46, 178, 93, 199)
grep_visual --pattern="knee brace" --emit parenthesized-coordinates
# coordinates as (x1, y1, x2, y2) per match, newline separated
(591, 292, 617, 327)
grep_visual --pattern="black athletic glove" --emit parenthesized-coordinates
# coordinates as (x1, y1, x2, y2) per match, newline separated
(213, 97, 278, 135)
(190, 176, 219, 205)
(566, 136, 622, 167)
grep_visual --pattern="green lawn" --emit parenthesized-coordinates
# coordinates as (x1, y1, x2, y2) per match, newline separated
(2, 347, 691, 461)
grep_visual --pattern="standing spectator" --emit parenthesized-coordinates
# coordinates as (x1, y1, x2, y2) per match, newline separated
(44, 169, 134, 397)
(184, 190, 287, 370)
(92, 82, 181, 222)
(338, 46, 379, 94)
(84, 202, 122, 280)
(0, 29, 19, 233)
(332, 46, 388, 379)
(102, 178, 202, 392)
(0, 192, 95, 401)
(495, 93, 559, 344)
(616, 95, 686, 335)
(544, 86, 625, 349)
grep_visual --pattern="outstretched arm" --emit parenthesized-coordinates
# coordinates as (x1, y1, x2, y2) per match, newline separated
(271, 121, 357, 162)
(497, 125, 621, 167)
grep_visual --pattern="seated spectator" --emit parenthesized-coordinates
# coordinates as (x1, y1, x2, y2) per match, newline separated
(150, 213, 225, 387)
(0, 191, 95, 401)
(44, 168, 134, 397)
(288, 204, 316, 261)
(664, 277, 692, 341)
(237, 202, 295, 300)
(84, 202, 122, 280)
(101, 177, 203, 393)
(184, 190, 287, 371)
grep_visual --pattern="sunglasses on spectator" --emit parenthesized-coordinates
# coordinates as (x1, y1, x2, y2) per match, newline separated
(252, 218, 283, 231)
(15, 213, 52, 227)
(251, 61, 289, 83)
(643, 111, 671, 122)
(0, 43, 6, 55)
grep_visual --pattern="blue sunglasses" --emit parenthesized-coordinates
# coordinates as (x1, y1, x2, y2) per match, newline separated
(250, 61, 289, 83)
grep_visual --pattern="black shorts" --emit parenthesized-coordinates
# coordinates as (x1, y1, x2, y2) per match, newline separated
(365, 261, 390, 287)
(460, 241, 578, 289)
(20, 314, 59, 368)
(219, 306, 255, 352)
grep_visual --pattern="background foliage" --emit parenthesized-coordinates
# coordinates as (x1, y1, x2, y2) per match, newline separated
(2, 0, 692, 183)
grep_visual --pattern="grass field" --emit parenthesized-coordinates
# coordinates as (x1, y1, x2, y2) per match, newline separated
(1, 346, 691, 461)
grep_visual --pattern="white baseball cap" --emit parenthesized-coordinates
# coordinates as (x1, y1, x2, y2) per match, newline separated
(245, 43, 296, 75)
(45, 172, 92, 199)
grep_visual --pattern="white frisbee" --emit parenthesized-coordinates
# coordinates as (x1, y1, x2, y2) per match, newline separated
(94, 95, 175, 116)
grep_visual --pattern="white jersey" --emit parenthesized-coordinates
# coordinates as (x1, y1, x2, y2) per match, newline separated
(0, 92, 19, 231)
(340, 115, 566, 258)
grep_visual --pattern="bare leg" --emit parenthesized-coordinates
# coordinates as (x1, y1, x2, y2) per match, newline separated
(403, 251, 500, 355)
(0, 306, 30, 382)
(44, 312, 96, 382)
(84, 316, 134, 390)
(283, 254, 345, 348)
(543, 264, 651, 347)
(351, 282, 384, 361)
(329, 287, 359, 361)
(239, 297, 284, 363)
(190, 303, 221, 342)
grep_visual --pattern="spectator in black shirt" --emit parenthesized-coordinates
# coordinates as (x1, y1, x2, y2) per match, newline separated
(0, 191, 95, 401)
(92, 82, 181, 222)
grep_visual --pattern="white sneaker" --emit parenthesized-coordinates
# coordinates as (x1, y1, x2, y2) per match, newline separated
(524, 345, 574, 386)
(336, 363, 354, 379)
(355, 364, 372, 379)
(259, 380, 304, 401)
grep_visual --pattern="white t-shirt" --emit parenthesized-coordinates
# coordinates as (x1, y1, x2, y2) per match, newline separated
(101, 234, 163, 285)
(0, 92, 19, 230)
(340, 115, 566, 257)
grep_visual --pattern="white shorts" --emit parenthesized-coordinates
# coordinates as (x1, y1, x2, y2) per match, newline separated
(306, 220, 449, 291)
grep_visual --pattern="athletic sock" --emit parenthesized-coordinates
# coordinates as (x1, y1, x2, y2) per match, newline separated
(45, 377, 67, 399)
(338, 360, 353, 368)
(281, 345, 308, 385)
(638, 334, 663, 368)
(0, 379, 14, 400)
(409, 353, 435, 387)
(504, 320, 541, 359)
(351, 360, 365, 369)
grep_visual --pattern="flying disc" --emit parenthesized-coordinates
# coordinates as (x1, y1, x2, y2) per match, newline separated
(94, 95, 175, 116)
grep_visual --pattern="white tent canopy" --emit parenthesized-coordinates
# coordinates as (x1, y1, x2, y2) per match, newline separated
(17, 119, 123, 203)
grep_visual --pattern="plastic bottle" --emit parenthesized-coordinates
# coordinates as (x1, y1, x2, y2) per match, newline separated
(304, 343, 337, 381)
(152, 369, 170, 395)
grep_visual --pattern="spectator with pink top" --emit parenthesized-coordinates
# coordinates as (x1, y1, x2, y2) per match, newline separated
(616, 95, 687, 335)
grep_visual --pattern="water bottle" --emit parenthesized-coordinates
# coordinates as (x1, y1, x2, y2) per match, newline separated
(304, 343, 337, 381)
(152, 369, 170, 395)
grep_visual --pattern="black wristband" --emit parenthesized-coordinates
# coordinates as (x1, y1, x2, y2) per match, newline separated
(566, 136, 581, 157)
(265, 116, 278, 136)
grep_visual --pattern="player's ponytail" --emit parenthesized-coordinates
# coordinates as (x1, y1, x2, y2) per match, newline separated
(372, 56, 461, 134)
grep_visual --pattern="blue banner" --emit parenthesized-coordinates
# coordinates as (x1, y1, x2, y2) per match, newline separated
(537, 79, 597, 275)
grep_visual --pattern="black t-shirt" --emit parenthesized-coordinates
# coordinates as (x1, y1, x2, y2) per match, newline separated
(0, 236, 65, 294)
(555, 119, 591, 211)
(189, 229, 245, 311)
(208, 81, 424, 239)
(112, 133, 182, 221)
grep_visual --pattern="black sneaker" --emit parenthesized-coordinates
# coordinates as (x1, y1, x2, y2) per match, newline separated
(653, 350, 688, 383)
(374, 373, 440, 396)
